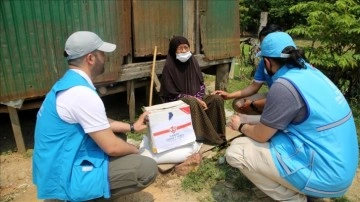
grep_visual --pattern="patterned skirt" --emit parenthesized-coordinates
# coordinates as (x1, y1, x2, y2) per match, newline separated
(181, 94, 226, 145)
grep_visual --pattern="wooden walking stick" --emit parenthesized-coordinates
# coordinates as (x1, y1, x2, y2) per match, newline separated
(149, 46, 157, 106)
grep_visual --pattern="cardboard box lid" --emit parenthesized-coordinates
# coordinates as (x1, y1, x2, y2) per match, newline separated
(144, 100, 187, 113)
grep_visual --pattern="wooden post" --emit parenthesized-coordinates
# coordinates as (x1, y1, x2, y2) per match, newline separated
(149, 46, 157, 106)
(127, 80, 135, 122)
(183, 0, 196, 50)
(229, 57, 237, 79)
(257, 12, 268, 36)
(7, 106, 26, 153)
(215, 63, 230, 91)
(125, 54, 135, 122)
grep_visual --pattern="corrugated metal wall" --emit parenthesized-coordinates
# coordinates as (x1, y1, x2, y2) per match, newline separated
(0, 0, 131, 103)
(132, 0, 183, 57)
(132, 0, 240, 59)
(200, 0, 240, 60)
(1, 0, 240, 103)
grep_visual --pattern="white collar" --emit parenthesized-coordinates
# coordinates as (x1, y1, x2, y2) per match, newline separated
(69, 69, 96, 89)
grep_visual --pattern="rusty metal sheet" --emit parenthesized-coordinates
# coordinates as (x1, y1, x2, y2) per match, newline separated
(0, 0, 131, 103)
(132, 0, 183, 57)
(200, 0, 240, 60)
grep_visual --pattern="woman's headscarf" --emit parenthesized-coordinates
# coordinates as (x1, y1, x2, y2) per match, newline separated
(159, 36, 204, 99)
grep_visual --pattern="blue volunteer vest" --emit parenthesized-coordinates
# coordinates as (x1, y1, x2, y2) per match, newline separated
(270, 64, 358, 198)
(33, 70, 110, 201)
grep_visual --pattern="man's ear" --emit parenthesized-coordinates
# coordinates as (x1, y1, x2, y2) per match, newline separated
(86, 53, 96, 65)
(264, 57, 271, 68)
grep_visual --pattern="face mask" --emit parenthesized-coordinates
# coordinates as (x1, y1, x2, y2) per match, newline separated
(264, 66, 269, 75)
(176, 51, 192, 63)
(263, 58, 274, 77)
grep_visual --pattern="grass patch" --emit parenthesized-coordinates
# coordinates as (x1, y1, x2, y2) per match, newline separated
(333, 197, 352, 202)
(223, 58, 269, 112)
(182, 150, 254, 193)
(127, 132, 144, 142)
(182, 157, 224, 192)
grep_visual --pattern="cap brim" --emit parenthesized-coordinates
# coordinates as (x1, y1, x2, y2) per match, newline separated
(97, 42, 116, 52)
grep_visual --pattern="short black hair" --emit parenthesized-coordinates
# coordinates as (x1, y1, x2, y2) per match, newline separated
(259, 24, 283, 39)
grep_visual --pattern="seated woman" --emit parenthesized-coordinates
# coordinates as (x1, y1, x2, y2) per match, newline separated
(159, 36, 226, 146)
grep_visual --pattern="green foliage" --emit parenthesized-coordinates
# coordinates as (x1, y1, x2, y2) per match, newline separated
(238, 0, 310, 35)
(288, 0, 360, 98)
(267, 0, 308, 29)
(239, 0, 269, 34)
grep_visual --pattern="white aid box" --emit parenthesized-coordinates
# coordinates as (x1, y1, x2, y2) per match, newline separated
(144, 100, 196, 153)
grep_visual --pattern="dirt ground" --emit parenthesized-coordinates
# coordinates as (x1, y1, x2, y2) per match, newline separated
(0, 151, 204, 202)
(1, 91, 360, 202)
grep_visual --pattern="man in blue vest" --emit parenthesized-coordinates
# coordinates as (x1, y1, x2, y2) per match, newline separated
(213, 24, 282, 116)
(33, 31, 158, 201)
(226, 32, 358, 201)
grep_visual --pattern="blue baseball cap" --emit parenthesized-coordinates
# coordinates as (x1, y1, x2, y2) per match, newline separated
(260, 32, 296, 58)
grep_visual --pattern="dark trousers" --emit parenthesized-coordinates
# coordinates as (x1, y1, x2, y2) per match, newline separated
(107, 154, 158, 197)
(44, 154, 158, 202)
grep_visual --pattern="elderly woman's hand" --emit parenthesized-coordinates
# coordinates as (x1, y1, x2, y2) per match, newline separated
(195, 97, 208, 110)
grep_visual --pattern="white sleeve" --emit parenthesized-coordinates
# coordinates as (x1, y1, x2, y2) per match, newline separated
(56, 86, 110, 133)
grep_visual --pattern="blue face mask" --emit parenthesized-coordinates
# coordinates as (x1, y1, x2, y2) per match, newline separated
(176, 51, 192, 63)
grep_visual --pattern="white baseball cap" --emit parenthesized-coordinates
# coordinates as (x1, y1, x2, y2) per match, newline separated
(64, 31, 116, 60)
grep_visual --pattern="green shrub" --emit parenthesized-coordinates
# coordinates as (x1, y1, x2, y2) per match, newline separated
(289, 0, 360, 98)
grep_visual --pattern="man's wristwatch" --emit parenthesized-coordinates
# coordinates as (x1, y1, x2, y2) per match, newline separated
(129, 123, 135, 133)
(238, 123, 246, 133)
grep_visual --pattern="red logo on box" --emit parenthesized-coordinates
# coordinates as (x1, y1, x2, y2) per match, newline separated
(180, 106, 191, 114)
(153, 122, 192, 137)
